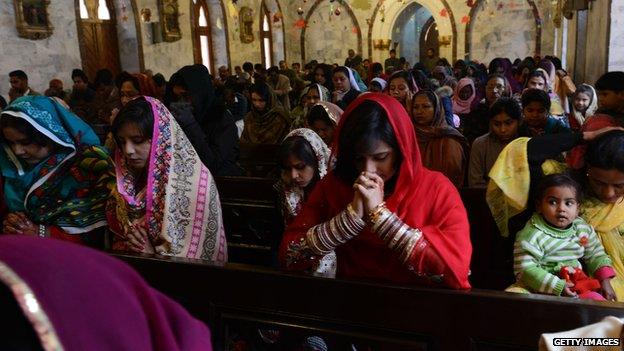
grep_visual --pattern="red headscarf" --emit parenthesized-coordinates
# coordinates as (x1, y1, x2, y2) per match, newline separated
(283, 93, 472, 289)
(567, 114, 619, 170)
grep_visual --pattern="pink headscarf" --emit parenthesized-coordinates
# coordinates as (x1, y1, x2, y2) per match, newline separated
(452, 78, 476, 114)
(0, 235, 212, 350)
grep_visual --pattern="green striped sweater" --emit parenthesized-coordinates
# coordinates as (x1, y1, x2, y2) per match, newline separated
(513, 213, 613, 296)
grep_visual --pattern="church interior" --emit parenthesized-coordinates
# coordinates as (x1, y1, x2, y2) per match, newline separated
(0, 0, 624, 350)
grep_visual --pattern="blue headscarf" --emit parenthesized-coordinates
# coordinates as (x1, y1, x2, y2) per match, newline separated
(0, 96, 114, 233)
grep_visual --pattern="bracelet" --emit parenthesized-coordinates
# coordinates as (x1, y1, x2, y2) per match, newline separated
(38, 224, 47, 238)
(367, 202, 387, 225)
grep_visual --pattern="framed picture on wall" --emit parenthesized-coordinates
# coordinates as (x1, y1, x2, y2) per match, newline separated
(13, 0, 54, 40)
(159, 0, 181, 42)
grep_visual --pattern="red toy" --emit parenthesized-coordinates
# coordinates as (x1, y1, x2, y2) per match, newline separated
(559, 266, 605, 301)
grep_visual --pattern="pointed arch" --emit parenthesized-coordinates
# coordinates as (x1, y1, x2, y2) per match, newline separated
(465, 0, 541, 60)
(301, 0, 362, 63)
(368, 0, 456, 63)
(190, 0, 232, 73)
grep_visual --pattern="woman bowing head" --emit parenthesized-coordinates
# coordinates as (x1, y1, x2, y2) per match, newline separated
(0, 96, 114, 247)
(108, 97, 227, 262)
(279, 93, 471, 289)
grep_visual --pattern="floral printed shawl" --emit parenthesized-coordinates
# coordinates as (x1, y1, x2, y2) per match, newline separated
(0, 96, 114, 234)
(109, 97, 227, 262)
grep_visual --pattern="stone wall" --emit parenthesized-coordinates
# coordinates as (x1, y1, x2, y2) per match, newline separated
(609, 0, 624, 71)
(0, 0, 82, 99)
(468, 0, 537, 63)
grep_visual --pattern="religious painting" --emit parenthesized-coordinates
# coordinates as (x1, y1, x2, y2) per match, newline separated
(159, 0, 181, 42)
(239, 7, 254, 43)
(13, 0, 54, 40)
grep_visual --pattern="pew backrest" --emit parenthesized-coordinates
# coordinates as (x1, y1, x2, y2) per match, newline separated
(116, 254, 624, 351)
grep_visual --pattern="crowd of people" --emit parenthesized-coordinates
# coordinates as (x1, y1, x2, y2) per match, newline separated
(1, 48, 624, 308)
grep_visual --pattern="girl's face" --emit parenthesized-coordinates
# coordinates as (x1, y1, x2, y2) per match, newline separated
(310, 119, 335, 146)
(281, 154, 315, 189)
(251, 92, 267, 112)
(573, 92, 591, 113)
(587, 167, 624, 204)
(411, 94, 435, 127)
(315, 68, 326, 85)
(527, 76, 546, 91)
(458, 85, 473, 100)
(305, 88, 321, 107)
(523, 101, 548, 128)
(116, 122, 152, 175)
(388, 77, 410, 103)
(485, 77, 506, 104)
(354, 139, 397, 182)
(332, 72, 350, 92)
(537, 185, 579, 229)
(2, 127, 53, 165)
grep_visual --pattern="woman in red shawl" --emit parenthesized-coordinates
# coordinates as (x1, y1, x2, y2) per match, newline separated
(279, 93, 471, 289)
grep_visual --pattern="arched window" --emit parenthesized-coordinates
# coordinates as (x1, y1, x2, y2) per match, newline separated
(192, 0, 214, 73)
(260, 2, 273, 69)
(79, 0, 89, 19)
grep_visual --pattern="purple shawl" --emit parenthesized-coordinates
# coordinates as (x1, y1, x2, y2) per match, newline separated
(0, 236, 212, 350)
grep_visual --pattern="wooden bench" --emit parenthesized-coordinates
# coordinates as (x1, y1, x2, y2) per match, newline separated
(116, 254, 624, 351)
(214, 177, 517, 290)
(215, 176, 283, 266)
(460, 187, 515, 290)
(238, 144, 281, 178)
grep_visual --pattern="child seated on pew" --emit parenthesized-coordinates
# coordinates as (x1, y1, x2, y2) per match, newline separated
(510, 174, 616, 301)
(276, 128, 336, 277)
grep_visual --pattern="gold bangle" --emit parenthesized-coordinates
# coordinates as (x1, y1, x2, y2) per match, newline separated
(368, 202, 387, 225)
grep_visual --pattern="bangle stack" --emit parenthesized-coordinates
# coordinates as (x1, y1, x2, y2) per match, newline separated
(306, 204, 365, 255)
(38, 224, 47, 238)
(368, 203, 423, 263)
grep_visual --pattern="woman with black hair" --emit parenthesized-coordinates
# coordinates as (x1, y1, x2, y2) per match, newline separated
(279, 93, 471, 289)
(0, 96, 114, 247)
(411, 90, 468, 187)
(107, 97, 227, 261)
(331, 66, 363, 110)
(388, 70, 417, 110)
(307, 101, 343, 147)
(240, 82, 291, 144)
(313, 63, 334, 92)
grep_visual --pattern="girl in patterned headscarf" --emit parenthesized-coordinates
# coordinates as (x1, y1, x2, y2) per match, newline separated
(108, 96, 227, 262)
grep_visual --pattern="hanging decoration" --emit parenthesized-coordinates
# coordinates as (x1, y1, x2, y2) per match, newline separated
(466, 0, 476, 7)
(334, 7, 342, 16)
(439, 8, 448, 17)
(294, 18, 306, 29)
(273, 11, 282, 23)
(297, 7, 304, 16)
(120, 2, 129, 22)
(461, 15, 470, 24)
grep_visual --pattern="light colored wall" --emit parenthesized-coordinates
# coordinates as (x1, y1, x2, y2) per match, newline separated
(609, 0, 624, 71)
(469, 0, 537, 62)
(0, 0, 82, 99)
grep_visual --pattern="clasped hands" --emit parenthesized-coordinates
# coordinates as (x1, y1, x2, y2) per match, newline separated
(3, 212, 39, 235)
(350, 171, 385, 220)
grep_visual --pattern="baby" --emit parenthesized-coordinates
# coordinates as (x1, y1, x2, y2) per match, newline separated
(512, 174, 616, 301)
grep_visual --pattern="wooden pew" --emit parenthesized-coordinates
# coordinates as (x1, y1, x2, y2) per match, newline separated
(460, 187, 515, 290)
(215, 176, 283, 266)
(214, 178, 518, 288)
(238, 144, 281, 178)
(116, 254, 624, 351)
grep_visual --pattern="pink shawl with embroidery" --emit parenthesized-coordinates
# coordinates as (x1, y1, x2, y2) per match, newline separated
(109, 97, 227, 262)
